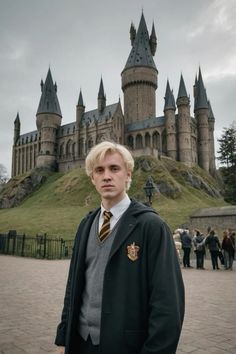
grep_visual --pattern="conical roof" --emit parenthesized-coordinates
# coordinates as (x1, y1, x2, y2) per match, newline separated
(195, 67, 208, 110)
(14, 112, 20, 125)
(164, 80, 176, 110)
(177, 74, 188, 99)
(36, 68, 62, 116)
(77, 90, 84, 106)
(98, 77, 105, 99)
(124, 13, 157, 71)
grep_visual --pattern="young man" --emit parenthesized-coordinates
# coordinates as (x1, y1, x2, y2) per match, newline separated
(55, 141, 185, 354)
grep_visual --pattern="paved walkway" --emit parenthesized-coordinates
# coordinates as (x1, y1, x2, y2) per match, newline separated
(0, 255, 235, 354)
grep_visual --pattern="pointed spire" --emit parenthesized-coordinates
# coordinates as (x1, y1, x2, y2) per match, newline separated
(195, 67, 208, 110)
(37, 68, 62, 116)
(177, 74, 188, 99)
(124, 12, 157, 71)
(14, 112, 20, 125)
(98, 77, 106, 113)
(164, 80, 176, 111)
(149, 22, 157, 56)
(98, 77, 105, 99)
(77, 89, 84, 107)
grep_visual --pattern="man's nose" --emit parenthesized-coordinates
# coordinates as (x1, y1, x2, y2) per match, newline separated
(103, 169, 111, 180)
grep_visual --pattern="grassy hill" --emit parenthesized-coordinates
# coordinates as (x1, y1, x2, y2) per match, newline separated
(0, 156, 227, 239)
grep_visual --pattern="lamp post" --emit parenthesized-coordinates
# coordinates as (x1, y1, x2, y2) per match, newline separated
(144, 176, 155, 206)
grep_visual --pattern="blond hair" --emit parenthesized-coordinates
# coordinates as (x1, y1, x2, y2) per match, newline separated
(85, 141, 134, 190)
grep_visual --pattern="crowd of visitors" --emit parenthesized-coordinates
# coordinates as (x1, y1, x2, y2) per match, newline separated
(173, 227, 235, 271)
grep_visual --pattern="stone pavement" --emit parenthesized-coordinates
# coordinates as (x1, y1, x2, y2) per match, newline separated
(0, 255, 235, 354)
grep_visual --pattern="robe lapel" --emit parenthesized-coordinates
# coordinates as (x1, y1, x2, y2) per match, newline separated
(72, 209, 100, 280)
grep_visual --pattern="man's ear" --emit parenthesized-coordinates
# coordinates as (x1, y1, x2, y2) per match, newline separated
(91, 174, 96, 186)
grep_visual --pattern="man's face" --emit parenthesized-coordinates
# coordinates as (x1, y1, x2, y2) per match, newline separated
(91, 152, 131, 208)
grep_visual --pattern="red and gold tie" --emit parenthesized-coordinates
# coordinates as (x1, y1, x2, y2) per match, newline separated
(99, 211, 113, 242)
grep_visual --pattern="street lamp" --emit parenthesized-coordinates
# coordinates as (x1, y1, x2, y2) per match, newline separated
(144, 176, 155, 206)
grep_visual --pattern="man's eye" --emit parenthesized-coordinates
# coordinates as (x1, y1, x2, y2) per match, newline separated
(95, 168, 103, 173)
(111, 166, 120, 172)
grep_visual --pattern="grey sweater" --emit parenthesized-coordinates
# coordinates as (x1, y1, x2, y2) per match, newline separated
(78, 212, 119, 345)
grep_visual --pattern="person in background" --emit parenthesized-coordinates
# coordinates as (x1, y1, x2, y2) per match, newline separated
(55, 141, 185, 354)
(229, 230, 235, 261)
(180, 228, 193, 268)
(222, 230, 235, 270)
(205, 229, 221, 270)
(193, 229, 205, 269)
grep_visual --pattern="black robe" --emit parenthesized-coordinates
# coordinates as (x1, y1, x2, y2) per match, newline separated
(55, 200, 185, 354)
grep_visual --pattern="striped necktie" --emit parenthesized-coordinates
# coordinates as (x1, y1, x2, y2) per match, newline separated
(99, 211, 113, 242)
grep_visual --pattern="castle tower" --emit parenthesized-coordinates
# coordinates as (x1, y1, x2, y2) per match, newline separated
(98, 77, 106, 113)
(208, 100, 216, 174)
(176, 74, 192, 165)
(76, 89, 85, 156)
(76, 89, 85, 126)
(164, 80, 177, 160)
(194, 68, 209, 172)
(121, 13, 158, 125)
(36, 68, 62, 170)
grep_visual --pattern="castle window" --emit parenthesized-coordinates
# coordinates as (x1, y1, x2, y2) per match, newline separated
(136, 134, 143, 149)
(127, 135, 134, 149)
(145, 132, 151, 147)
(46, 150, 50, 155)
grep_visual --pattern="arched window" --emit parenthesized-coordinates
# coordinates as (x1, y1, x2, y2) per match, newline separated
(136, 134, 143, 149)
(59, 143, 65, 157)
(127, 135, 134, 149)
(145, 132, 151, 147)
(66, 139, 73, 156)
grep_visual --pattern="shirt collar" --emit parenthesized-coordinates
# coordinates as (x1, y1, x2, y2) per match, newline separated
(101, 194, 131, 220)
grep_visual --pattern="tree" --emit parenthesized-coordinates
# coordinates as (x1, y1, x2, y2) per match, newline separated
(0, 164, 8, 184)
(218, 122, 236, 204)
(217, 122, 236, 167)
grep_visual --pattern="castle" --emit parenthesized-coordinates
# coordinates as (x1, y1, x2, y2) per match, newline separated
(11, 13, 216, 178)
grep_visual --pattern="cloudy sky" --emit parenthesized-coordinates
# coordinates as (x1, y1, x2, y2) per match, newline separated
(1, 0, 236, 176)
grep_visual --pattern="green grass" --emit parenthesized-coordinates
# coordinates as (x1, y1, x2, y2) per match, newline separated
(0, 157, 228, 238)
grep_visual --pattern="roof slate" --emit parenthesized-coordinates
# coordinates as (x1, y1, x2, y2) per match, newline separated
(36, 68, 62, 116)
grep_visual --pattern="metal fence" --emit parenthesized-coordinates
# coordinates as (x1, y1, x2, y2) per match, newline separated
(0, 230, 74, 259)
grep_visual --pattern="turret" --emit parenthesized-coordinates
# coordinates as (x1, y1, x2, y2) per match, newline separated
(164, 80, 177, 160)
(195, 67, 209, 172)
(14, 112, 21, 145)
(36, 68, 62, 170)
(76, 89, 85, 126)
(98, 77, 106, 113)
(121, 12, 158, 125)
(149, 22, 157, 56)
(176, 74, 192, 165)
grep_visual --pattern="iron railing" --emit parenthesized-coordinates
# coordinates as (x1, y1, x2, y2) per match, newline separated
(0, 231, 74, 259)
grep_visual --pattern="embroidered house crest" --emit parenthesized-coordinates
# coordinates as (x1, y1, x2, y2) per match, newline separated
(127, 242, 140, 261)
